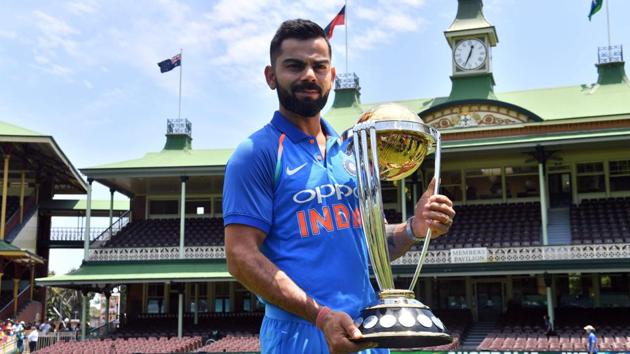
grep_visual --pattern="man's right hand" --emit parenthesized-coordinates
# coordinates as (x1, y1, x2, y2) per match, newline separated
(319, 309, 377, 354)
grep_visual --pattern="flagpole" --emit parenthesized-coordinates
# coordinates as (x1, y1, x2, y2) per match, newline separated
(605, 0, 611, 55)
(345, 0, 348, 73)
(178, 48, 183, 120)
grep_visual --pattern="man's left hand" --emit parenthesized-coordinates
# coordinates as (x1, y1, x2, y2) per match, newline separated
(412, 178, 455, 239)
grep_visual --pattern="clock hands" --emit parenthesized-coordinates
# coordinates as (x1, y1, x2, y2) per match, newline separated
(464, 44, 474, 67)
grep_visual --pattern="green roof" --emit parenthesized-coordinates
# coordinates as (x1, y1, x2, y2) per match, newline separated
(0, 121, 43, 137)
(85, 148, 234, 170)
(326, 74, 630, 133)
(37, 260, 231, 287)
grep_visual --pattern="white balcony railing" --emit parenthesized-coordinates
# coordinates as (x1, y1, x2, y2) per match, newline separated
(89, 243, 630, 263)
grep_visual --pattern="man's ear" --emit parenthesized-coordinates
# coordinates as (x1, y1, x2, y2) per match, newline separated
(331, 66, 336, 83)
(264, 65, 276, 90)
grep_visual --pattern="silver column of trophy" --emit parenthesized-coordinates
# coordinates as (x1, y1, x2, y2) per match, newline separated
(351, 103, 451, 349)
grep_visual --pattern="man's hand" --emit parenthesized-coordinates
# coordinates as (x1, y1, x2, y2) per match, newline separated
(319, 310, 376, 354)
(413, 177, 455, 239)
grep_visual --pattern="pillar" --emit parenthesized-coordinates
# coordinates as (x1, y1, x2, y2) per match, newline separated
(208, 282, 215, 312)
(177, 291, 184, 338)
(592, 274, 601, 307)
(164, 283, 170, 313)
(194, 283, 199, 325)
(12, 278, 19, 317)
(80, 290, 87, 341)
(538, 163, 549, 245)
(424, 278, 433, 308)
(1, 154, 10, 239)
(104, 290, 111, 335)
(179, 176, 188, 258)
(229, 282, 236, 312)
(29, 266, 35, 300)
(19, 171, 25, 223)
(544, 273, 555, 329)
(83, 179, 93, 260)
(506, 275, 514, 309)
(109, 188, 115, 231)
(465, 277, 474, 311)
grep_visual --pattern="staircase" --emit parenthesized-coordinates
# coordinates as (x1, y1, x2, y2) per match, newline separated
(461, 321, 496, 350)
(547, 207, 571, 245)
(17, 300, 42, 323)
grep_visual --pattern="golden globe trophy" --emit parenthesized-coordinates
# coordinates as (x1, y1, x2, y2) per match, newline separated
(351, 103, 451, 349)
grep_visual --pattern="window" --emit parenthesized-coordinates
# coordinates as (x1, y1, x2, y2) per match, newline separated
(214, 297, 231, 312)
(505, 166, 539, 198)
(149, 200, 178, 215)
(577, 162, 605, 193)
(441, 170, 463, 202)
(147, 284, 165, 314)
(465, 168, 502, 200)
(212, 197, 223, 216)
(609, 160, 630, 192)
(185, 200, 211, 215)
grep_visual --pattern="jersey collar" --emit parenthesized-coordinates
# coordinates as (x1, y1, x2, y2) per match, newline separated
(271, 111, 339, 143)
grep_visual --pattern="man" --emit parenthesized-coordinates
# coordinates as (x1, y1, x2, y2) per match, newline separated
(27, 325, 38, 353)
(223, 19, 455, 354)
(584, 325, 598, 354)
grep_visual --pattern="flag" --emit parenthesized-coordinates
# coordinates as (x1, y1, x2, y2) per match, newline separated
(324, 5, 345, 40)
(588, 0, 603, 21)
(157, 53, 182, 73)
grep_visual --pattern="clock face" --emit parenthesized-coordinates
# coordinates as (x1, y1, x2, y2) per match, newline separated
(454, 38, 487, 70)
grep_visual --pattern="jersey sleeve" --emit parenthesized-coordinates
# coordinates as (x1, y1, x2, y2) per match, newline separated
(223, 135, 275, 234)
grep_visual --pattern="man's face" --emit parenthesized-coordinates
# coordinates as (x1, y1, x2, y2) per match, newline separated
(265, 37, 335, 118)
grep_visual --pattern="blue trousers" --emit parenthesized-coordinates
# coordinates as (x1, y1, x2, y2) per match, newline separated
(261, 306, 389, 354)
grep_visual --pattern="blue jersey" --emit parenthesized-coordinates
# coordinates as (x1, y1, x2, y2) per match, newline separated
(223, 111, 378, 319)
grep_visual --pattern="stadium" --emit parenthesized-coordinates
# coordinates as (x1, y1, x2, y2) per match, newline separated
(0, 0, 629, 353)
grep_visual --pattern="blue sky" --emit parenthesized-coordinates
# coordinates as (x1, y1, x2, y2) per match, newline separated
(1, 0, 628, 273)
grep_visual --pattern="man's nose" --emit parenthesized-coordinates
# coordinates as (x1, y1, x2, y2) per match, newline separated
(301, 65, 317, 81)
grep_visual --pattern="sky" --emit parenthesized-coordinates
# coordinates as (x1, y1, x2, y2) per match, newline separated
(1, 0, 629, 274)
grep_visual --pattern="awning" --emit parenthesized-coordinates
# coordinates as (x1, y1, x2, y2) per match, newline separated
(0, 241, 45, 264)
(36, 260, 232, 289)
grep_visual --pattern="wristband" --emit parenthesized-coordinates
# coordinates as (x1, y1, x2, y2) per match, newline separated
(405, 216, 421, 242)
(315, 306, 332, 330)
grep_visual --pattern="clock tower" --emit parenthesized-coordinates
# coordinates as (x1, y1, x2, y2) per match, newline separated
(445, 0, 498, 100)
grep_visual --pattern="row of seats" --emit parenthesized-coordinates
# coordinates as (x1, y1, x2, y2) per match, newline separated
(479, 307, 630, 351)
(38, 336, 203, 354)
(101, 197, 629, 249)
(570, 197, 630, 244)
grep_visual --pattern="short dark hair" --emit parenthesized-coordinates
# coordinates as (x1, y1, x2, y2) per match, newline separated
(269, 19, 331, 66)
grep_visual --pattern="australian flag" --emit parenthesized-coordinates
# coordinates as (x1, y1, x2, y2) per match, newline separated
(157, 53, 181, 73)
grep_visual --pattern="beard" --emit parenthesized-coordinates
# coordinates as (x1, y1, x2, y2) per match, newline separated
(276, 79, 330, 118)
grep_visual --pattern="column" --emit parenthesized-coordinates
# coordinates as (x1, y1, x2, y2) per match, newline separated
(465, 277, 474, 311)
(109, 188, 115, 231)
(1, 154, 10, 239)
(12, 277, 19, 317)
(194, 283, 199, 325)
(592, 274, 601, 307)
(19, 171, 25, 223)
(423, 278, 433, 308)
(164, 283, 170, 313)
(104, 290, 111, 335)
(401, 178, 407, 220)
(141, 284, 148, 313)
(544, 273, 555, 329)
(179, 177, 188, 258)
(80, 290, 87, 341)
(538, 163, 549, 245)
(83, 179, 94, 260)
(208, 282, 215, 312)
(29, 266, 35, 300)
(505, 275, 514, 309)
(177, 291, 184, 338)
(229, 282, 236, 313)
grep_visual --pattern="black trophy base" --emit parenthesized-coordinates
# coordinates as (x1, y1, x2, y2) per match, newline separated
(352, 295, 452, 349)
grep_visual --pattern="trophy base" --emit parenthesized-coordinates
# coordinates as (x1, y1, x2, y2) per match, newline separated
(352, 291, 452, 349)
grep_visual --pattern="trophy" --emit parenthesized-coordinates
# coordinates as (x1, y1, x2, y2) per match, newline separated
(351, 103, 451, 349)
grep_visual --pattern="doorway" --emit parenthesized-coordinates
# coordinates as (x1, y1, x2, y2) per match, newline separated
(548, 172, 572, 207)
(476, 282, 503, 321)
